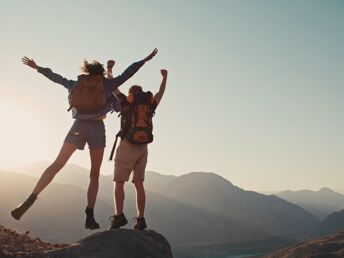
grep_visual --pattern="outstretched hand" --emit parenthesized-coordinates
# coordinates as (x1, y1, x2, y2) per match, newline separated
(161, 69, 168, 77)
(143, 48, 158, 62)
(22, 57, 38, 69)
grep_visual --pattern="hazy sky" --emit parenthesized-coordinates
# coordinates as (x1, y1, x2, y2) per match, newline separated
(0, 0, 343, 191)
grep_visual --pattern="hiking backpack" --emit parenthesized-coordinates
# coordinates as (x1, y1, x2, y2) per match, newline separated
(107, 92, 122, 113)
(109, 91, 155, 160)
(68, 75, 106, 112)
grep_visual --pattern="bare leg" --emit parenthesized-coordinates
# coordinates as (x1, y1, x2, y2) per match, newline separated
(84, 148, 103, 229)
(114, 181, 125, 215)
(109, 181, 128, 229)
(11, 142, 77, 220)
(134, 181, 146, 218)
(87, 147, 104, 208)
(32, 142, 77, 195)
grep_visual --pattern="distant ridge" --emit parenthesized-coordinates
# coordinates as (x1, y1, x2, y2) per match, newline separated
(277, 188, 344, 219)
(162, 171, 319, 239)
(319, 209, 344, 235)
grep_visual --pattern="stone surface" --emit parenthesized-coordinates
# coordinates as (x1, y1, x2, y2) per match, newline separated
(0, 225, 67, 258)
(44, 229, 173, 258)
(0, 224, 172, 258)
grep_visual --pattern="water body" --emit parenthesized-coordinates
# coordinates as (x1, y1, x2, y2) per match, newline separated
(176, 254, 260, 258)
(201, 255, 258, 258)
(202, 254, 257, 258)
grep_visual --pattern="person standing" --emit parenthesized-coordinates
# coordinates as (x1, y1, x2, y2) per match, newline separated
(107, 62, 168, 230)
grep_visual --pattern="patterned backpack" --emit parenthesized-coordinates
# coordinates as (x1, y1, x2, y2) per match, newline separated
(109, 91, 155, 160)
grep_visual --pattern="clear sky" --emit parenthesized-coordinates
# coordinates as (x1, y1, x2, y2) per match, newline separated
(0, 0, 343, 191)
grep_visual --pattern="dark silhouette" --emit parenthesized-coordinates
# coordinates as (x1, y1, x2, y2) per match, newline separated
(107, 62, 168, 230)
(11, 49, 158, 230)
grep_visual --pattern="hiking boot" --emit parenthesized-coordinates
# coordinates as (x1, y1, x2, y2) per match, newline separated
(133, 217, 147, 230)
(11, 194, 37, 220)
(85, 216, 100, 230)
(109, 213, 128, 230)
(85, 207, 100, 230)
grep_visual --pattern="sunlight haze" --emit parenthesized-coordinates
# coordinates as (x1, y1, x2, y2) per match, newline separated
(0, 0, 343, 191)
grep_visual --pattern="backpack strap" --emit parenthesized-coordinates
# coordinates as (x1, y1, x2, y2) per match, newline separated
(109, 131, 121, 161)
(109, 109, 128, 161)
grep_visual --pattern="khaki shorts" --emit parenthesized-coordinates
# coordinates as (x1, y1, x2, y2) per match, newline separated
(114, 139, 148, 182)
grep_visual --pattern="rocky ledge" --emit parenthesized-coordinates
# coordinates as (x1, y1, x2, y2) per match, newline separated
(263, 231, 344, 258)
(0, 225, 67, 258)
(0, 225, 173, 258)
(45, 229, 172, 258)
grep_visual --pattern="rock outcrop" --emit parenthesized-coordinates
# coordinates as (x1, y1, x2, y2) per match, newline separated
(263, 231, 344, 258)
(0, 225, 67, 258)
(0, 224, 172, 258)
(45, 229, 173, 258)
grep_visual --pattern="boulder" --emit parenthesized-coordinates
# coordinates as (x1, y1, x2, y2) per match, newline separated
(45, 229, 173, 258)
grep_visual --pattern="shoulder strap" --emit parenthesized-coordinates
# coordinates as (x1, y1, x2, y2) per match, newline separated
(109, 131, 121, 161)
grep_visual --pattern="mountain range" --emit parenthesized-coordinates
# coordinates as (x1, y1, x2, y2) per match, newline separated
(318, 209, 344, 236)
(2, 162, 344, 257)
(277, 188, 344, 220)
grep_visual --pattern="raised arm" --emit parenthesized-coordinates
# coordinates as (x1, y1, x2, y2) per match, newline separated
(107, 60, 115, 79)
(107, 60, 121, 96)
(22, 56, 76, 90)
(154, 69, 168, 105)
(107, 48, 158, 91)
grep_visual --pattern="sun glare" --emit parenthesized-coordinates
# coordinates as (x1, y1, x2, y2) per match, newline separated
(0, 102, 51, 166)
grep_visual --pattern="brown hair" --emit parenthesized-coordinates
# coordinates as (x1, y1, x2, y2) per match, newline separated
(129, 85, 143, 94)
(81, 60, 105, 75)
